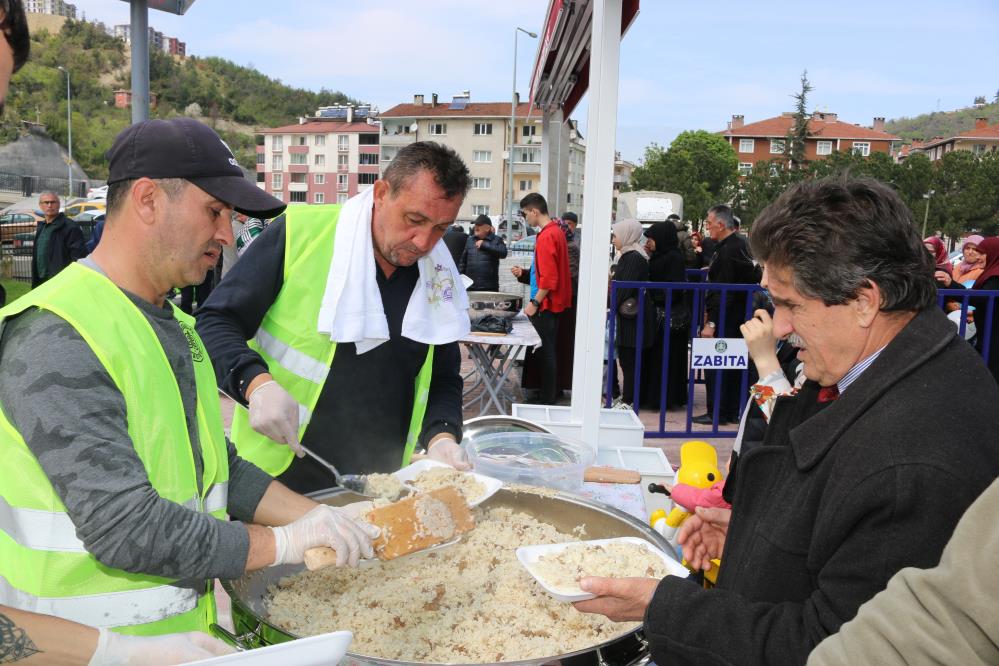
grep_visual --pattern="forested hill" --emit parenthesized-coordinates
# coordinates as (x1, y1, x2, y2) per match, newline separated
(1, 18, 359, 179)
(887, 100, 999, 143)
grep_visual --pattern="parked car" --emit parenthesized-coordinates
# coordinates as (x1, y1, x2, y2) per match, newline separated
(63, 200, 105, 218)
(0, 209, 44, 247)
(86, 184, 108, 200)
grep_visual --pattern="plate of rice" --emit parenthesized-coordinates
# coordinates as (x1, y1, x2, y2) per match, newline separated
(393, 459, 502, 506)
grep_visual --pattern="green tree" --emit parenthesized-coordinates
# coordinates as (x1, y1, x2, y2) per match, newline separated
(786, 71, 812, 170)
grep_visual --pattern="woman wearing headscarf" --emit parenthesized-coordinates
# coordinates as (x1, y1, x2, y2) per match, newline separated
(611, 219, 657, 408)
(641, 221, 689, 410)
(953, 235, 986, 287)
(971, 237, 999, 383)
(923, 236, 952, 275)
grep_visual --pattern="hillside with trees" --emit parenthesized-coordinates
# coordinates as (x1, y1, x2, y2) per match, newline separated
(1, 19, 359, 179)
(887, 98, 999, 143)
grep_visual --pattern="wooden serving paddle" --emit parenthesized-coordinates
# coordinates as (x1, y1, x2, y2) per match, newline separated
(303, 487, 475, 570)
(583, 466, 642, 484)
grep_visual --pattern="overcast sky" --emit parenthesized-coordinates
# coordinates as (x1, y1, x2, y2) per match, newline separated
(71, 0, 999, 163)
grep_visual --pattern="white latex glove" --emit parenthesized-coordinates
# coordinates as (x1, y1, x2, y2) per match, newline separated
(247, 380, 304, 457)
(270, 503, 380, 568)
(89, 628, 234, 665)
(426, 437, 471, 471)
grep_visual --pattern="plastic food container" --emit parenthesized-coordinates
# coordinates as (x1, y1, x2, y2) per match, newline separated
(464, 431, 595, 492)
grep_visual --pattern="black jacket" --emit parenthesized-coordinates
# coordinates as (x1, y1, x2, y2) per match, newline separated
(458, 232, 507, 292)
(31, 214, 87, 287)
(442, 226, 468, 267)
(705, 232, 759, 336)
(612, 250, 656, 348)
(644, 307, 999, 665)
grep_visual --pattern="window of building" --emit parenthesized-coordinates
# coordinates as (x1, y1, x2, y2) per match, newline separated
(516, 148, 539, 163)
(473, 150, 492, 163)
(272, 191, 283, 201)
(567, 193, 572, 203)
(314, 192, 325, 204)
(851, 141, 870, 157)
(315, 135, 326, 146)
(738, 138, 755, 153)
(522, 125, 537, 138)
(337, 194, 348, 204)
(290, 172, 307, 183)
(315, 154, 326, 166)
(816, 140, 833, 156)
(473, 123, 493, 136)
(271, 173, 283, 189)
(770, 139, 785, 154)
(290, 153, 307, 165)
(272, 155, 283, 170)
(272, 136, 283, 150)
(358, 173, 377, 185)
(337, 174, 348, 190)
(337, 153, 348, 168)
(738, 162, 752, 176)
(338, 135, 349, 151)
(359, 133, 378, 145)
(359, 153, 379, 165)
(289, 191, 307, 203)
(428, 123, 447, 136)
(256, 152, 265, 165)
(519, 179, 531, 191)
(472, 177, 491, 189)
(314, 173, 325, 185)
(256, 172, 265, 183)
(472, 204, 490, 216)
(294, 135, 307, 146)
(973, 143, 987, 155)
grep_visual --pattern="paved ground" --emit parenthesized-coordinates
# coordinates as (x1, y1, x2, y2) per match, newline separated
(219, 347, 736, 471)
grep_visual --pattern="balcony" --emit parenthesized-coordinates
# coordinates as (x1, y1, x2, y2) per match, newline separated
(337, 183, 349, 193)
(337, 144, 350, 153)
(512, 161, 541, 175)
(358, 144, 379, 154)
(288, 164, 309, 174)
(288, 145, 309, 154)
(337, 163, 349, 172)
(288, 181, 308, 192)
(380, 131, 417, 146)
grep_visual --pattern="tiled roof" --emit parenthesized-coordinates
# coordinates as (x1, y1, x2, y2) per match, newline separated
(258, 121, 378, 134)
(381, 102, 537, 119)
(721, 115, 900, 141)
(919, 123, 999, 150)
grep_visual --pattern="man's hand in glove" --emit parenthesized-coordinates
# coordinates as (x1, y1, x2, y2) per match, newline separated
(426, 436, 471, 470)
(247, 378, 303, 457)
(270, 503, 380, 568)
(89, 629, 234, 665)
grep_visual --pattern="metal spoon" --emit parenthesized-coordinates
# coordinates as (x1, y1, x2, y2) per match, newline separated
(299, 445, 369, 495)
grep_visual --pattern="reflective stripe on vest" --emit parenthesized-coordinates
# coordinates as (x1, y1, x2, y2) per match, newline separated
(230, 204, 435, 476)
(0, 264, 229, 633)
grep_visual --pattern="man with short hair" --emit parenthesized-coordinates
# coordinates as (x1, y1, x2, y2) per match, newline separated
(574, 177, 999, 665)
(458, 214, 507, 291)
(693, 203, 759, 425)
(31, 191, 87, 287)
(0, 118, 378, 646)
(197, 141, 472, 492)
(511, 193, 572, 404)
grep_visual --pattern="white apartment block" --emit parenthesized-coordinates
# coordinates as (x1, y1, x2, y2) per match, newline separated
(256, 108, 381, 208)
(25, 0, 76, 18)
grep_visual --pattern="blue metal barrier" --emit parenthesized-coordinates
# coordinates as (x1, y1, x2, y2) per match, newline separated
(608, 281, 999, 440)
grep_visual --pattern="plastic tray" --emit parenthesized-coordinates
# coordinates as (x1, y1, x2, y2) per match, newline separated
(197, 630, 352, 665)
(516, 537, 688, 602)
(393, 459, 502, 507)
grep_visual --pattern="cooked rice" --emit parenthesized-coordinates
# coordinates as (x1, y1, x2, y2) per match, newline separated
(410, 467, 487, 504)
(413, 494, 455, 540)
(529, 542, 669, 592)
(364, 473, 407, 501)
(266, 507, 656, 662)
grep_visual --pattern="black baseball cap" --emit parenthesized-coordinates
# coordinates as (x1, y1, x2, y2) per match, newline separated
(106, 118, 286, 219)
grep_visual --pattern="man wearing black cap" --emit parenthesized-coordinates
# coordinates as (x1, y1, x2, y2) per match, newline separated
(458, 214, 507, 291)
(0, 118, 379, 643)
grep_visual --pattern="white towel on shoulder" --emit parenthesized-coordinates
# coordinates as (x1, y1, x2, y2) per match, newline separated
(316, 187, 470, 354)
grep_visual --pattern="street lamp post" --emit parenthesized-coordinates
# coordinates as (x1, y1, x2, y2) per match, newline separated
(507, 26, 537, 242)
(921, 189, 935, 239)
(57, 66, 72, 198)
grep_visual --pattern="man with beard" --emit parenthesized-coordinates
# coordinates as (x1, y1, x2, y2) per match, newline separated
(573, 177, 999, 665)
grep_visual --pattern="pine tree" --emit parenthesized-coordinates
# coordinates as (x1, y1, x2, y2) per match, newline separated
(785, 71, 812, 171)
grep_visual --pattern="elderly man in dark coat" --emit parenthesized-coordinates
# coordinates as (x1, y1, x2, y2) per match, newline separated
(574, 177, 999, 666)
(458, 214, 507, 292)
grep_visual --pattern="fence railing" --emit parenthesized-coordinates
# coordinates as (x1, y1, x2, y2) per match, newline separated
(607, 280, 999, 439)
(0, 171, 88, 198)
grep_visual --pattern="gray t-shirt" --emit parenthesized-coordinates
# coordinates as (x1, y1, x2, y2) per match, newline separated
(0, 260, 272, 580)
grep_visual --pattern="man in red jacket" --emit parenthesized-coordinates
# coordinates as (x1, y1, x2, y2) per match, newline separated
(511, 193, 572, 404)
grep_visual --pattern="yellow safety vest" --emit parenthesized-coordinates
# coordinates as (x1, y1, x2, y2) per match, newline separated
(0, 263, 229, 635)
(230, 204, 434, 476)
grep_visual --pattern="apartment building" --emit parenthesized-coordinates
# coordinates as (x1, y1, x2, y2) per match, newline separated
(380, 93, 545, 220)
(113, 24, 186, 57)
(565, 120, 585, 218)
(720, 111, 901, 175)
(256, 106, 380, 207)
(24, 0, 76, 18)
(914, 117, 999, 161)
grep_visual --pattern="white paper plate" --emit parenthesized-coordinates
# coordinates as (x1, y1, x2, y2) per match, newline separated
(393, 458, 503, 507)
(516, 537, 688, 603)
(190, 630, 352, 665)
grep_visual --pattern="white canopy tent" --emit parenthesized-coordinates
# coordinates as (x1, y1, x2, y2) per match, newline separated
(528, 0, 640, 446)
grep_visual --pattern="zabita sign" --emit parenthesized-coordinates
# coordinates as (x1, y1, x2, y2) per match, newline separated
(691, 338, 749, 370)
